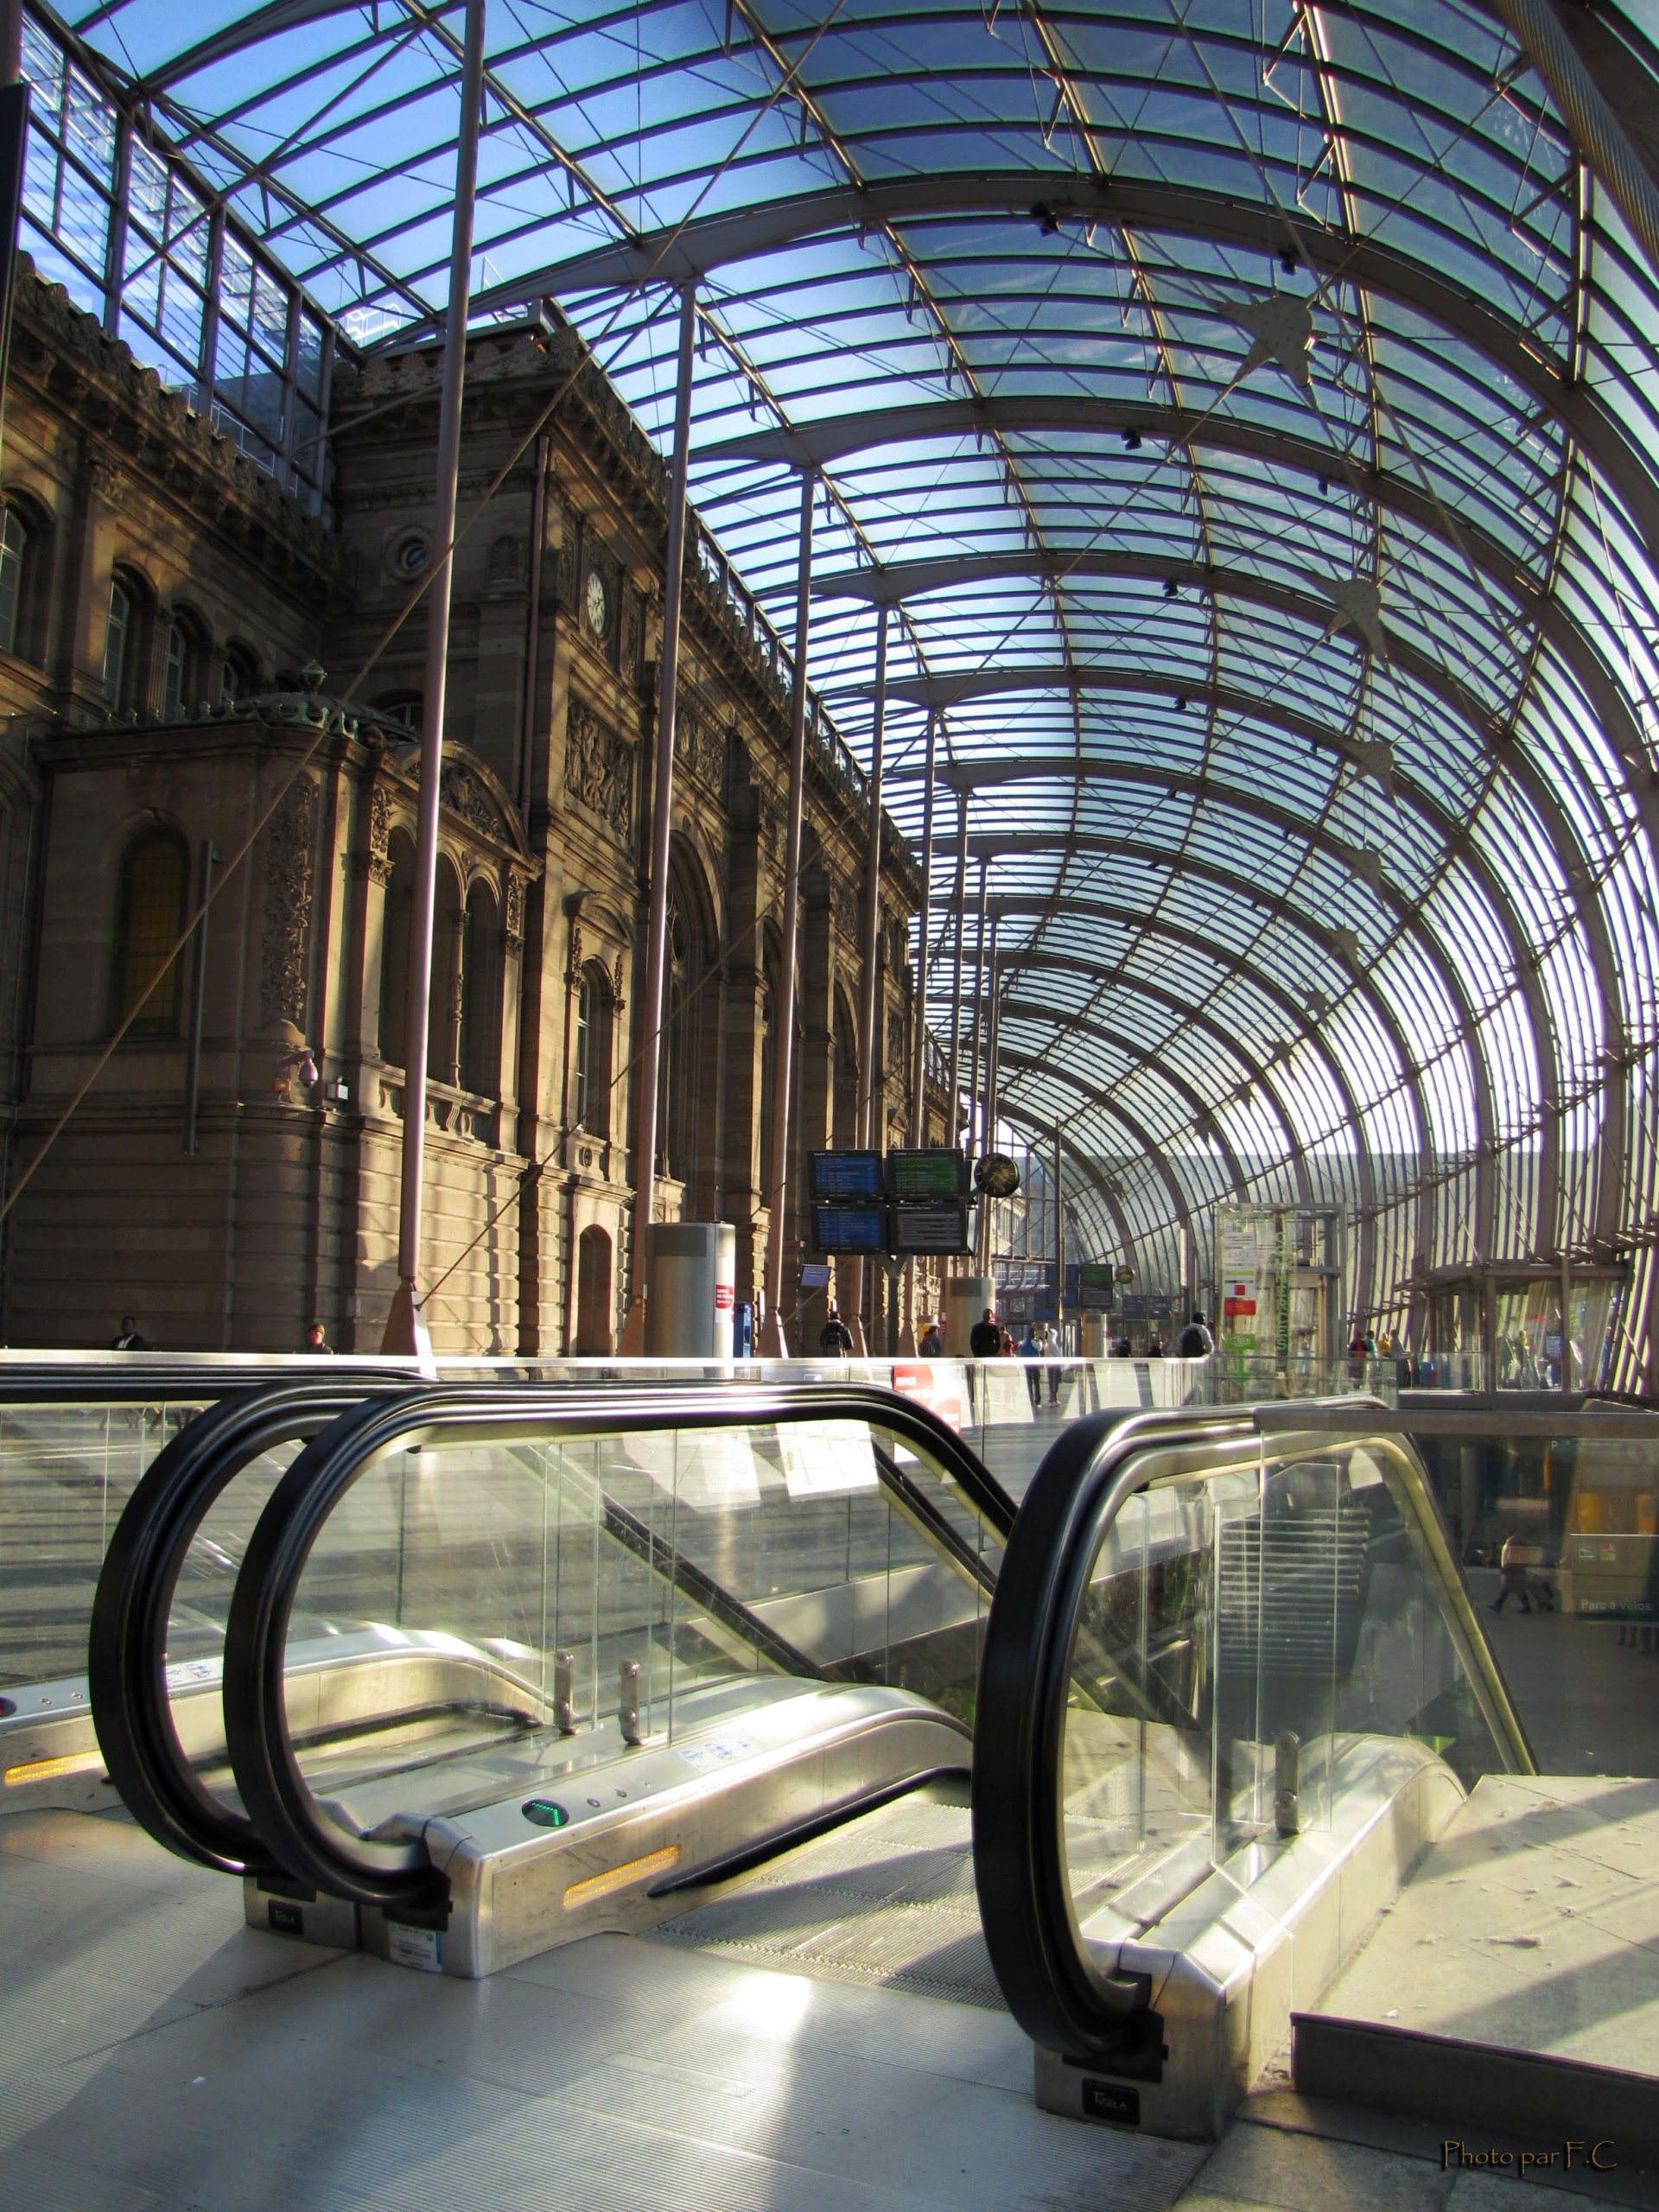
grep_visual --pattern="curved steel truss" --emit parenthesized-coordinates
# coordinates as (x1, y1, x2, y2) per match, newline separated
(41, 0, 1659, 1371)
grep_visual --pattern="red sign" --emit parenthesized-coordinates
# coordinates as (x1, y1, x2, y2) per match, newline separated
(1223, 1297, 1257, 1319)
(714, 1283, 734, 1309)
(891, 1362, 963, 1432)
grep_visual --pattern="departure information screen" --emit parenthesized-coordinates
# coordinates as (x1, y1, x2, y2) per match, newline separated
(1077, 1263, 1116, 1311)
(886, 1148, 968, 1200)
(813, 1204, 887, 1253)
(890, 1201, 973, 1254)
(809, 1150, 884, 1200)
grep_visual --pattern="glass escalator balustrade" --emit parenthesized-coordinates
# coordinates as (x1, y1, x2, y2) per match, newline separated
(278, 1416, 1006, 1844)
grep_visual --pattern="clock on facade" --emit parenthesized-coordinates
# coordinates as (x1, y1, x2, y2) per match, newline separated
(585, 568, 609, 638)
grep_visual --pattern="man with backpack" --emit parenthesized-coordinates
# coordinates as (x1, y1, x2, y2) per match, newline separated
(1176, 1310, 1215, 1358)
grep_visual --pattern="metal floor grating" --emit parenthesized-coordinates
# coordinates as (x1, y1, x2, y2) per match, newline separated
(646, 1793, 1005, 2009)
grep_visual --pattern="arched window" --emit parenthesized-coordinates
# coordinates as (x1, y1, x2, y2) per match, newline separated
(111, 828, 189, 1035)
(575, 961, 613, 1137)
(375, 692, 423, 733)
(832, 995, 860, 1149)
(0, 508, 30, 657)
(105, 579, 135, 708)
(378, 832, 415, 1066)
(162, 613, 203, 720)
(221, 643, 259, 708)
(459, 882, 501, 1096)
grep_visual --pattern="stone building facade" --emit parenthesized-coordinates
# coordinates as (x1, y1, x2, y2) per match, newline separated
(0, 263, 939, 1352)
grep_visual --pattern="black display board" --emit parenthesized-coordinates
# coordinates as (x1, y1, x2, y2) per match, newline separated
(886, 1148, 969, 1200)
(1077, 1263, 1116, 1312)
(812, 1203, 888, 1253)
(809, 1150, 884, 1200)
(890, 1200, 973, 1254)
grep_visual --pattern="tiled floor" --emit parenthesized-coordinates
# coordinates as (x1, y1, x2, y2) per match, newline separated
(0, 1807, 1627, 2212)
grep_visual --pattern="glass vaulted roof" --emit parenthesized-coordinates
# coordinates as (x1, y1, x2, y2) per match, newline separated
(35, 0, 1659, 1344)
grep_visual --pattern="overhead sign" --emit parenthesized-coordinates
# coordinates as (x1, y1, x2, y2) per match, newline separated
(891, 1201, 974, 1254)
(812, 1204, 887, 1254)
(810, 1150, 883, 1200)
(887, 1148, 969, 1200)
(1077, 1263, 1116, 1312)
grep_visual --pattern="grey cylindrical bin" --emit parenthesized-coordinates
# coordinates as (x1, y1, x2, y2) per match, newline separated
(645, 1222, 737, 1357)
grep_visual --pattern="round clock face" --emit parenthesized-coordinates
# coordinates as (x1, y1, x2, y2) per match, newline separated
(585, 569, 609, 638)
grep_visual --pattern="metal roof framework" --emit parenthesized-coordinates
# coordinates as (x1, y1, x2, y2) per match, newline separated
(36, 0, 1659, 1370)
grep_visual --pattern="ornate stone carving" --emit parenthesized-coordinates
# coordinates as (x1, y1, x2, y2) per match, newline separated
(566, 700, 632, 841)
(504, 873, 524, 944)
(567, 920, 583, 980)
(830, 879, 857, 940)
(441, 763, 506, 843)
(487, 532, 523, 588)
(612, 951, 626, 1012)
(674, 694, 724, 792)
(367, 783, 392, 883)
(261, 778, 317, 1029)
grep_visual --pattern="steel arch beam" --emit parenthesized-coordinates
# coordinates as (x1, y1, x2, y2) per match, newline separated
(936, 889, 1385, 1311)
(894, 679, 1576, 1262)
(992, 1045, 1200, 1272)
(702, 393, 1659, 717)
(992, 993, 1250, 1193)
(811, 547, 1651, 777)
(486, 175, 1659, 544)
(982, 951, 1315, 1211)
(916, 752, 1503, 1259)
(963, 834, 1428, 1313)
(1007, 1114, 1144, 1286)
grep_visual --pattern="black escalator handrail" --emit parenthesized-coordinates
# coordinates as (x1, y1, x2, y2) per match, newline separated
(973, 1400, 1537, 2068)
(972, 1406, 1257, 2066)
(89, 1379, 415, 1877)
(224, 1382, 1016, 1913)
(0, 1358, 418, 1405)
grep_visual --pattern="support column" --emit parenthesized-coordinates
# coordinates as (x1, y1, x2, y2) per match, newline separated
(966, 862, 988, 1159)
(977, 915, 1000, 1272)
(384, 0, 486, 1361)
(1052, 1127, 1065, 1352)
(759, 473, 816, 1357)
(620, 283, 699, 1353)
(947, 790, 968, 1144)
(907, 713, 937, 1147)
(850, 601, 889, 1354)
(901, 713, 936, 1353)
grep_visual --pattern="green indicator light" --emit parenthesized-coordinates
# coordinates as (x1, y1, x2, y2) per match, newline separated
(522, 1798, 570, 1829)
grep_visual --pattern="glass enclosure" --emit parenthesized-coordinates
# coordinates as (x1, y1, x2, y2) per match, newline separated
(275, 1411, 1006, 1824)
(1057, 1432, 1512, 1936)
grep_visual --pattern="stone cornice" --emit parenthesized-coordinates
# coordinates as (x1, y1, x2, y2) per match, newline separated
(8, 257, 343, 595)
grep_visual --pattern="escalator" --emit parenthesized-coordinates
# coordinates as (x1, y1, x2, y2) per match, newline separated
(51, 1375, 1541, 2145)
(969, 1402, 1533, 2138)
(0, 1362, 419, 1809)
(87, 1381, 1014, 1974)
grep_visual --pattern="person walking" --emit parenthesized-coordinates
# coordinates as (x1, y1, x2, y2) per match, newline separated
(1039, 1321, 1062, 1406)
(918, 1317, 944, 1357)
(1491, 1530, 1533, 1615)
(969, 1307, 1002, 1357)
(818, 1304, 854, 1356)
(1175, 1310, 1213, 1358)
(1146, 1330, 1166, 1358)
(1018, 1325, 1042, 1408)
